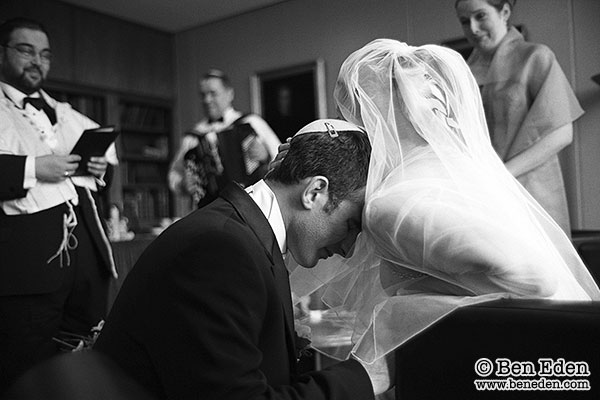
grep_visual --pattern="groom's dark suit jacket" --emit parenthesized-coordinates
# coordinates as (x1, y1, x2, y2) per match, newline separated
(95, 183, 373, 399)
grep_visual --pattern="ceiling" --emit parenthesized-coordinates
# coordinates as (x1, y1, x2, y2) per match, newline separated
(58, 0, 291, 33)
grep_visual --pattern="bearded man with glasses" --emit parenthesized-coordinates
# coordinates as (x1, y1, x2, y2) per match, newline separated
(0, 17, 118, 394)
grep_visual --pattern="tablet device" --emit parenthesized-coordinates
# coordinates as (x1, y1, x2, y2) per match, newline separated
(70, 126, 119, 176)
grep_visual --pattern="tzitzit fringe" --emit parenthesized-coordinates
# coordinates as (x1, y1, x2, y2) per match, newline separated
(47, 200, 78, 267)
(84, 187, 118, 279)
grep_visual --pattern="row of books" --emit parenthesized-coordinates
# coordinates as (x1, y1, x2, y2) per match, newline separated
(123, 188, 170, 230)
(70, 95, 106, 122)
(120, 135, 169, 160)
(120, 102, 169, 131)
(122, 161, 166, 185)
(48, 90, 106, 123)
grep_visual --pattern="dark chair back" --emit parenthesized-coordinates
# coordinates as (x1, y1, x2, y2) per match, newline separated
(395, 299, 600, 399)
(578, 241, 600, 286)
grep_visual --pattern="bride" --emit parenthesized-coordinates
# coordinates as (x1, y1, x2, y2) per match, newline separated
(289, 38, 600, 365)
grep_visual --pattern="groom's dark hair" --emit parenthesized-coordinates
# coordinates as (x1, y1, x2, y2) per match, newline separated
(265, 129, 371, 212)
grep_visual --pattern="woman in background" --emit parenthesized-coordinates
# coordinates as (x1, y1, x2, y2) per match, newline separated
(455, 0, 583, 236)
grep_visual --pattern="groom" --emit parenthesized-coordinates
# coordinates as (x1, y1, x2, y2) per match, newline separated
(95, 119, 390, 399)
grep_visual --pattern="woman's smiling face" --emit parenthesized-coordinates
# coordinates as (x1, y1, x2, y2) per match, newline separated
(456, 0, 510, 55)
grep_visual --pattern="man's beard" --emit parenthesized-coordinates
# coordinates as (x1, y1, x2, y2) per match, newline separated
(15, 66, 45, 94)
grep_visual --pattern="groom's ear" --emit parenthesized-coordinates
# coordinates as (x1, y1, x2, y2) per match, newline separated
(300, 176, 329, 210)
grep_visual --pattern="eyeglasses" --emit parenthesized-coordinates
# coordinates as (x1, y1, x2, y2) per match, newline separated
(3, 44, 52, 64)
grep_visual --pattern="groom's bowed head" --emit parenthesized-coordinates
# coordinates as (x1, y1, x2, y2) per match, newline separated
(264, 119, 371, 268)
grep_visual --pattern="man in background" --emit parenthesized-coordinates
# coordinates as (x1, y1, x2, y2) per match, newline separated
(0, 17, 117, 393)
(168, 69, 281, 209)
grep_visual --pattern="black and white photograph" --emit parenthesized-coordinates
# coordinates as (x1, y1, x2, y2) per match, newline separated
(1, 1, 599, 399)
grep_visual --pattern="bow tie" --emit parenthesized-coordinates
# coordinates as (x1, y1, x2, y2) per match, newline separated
(23, 96, 57, 125)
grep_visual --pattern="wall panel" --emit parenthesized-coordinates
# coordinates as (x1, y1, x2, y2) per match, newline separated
(0, 0, 174, 98)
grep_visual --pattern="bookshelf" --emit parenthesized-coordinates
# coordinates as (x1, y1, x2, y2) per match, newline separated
(119, 98, 173, 233)
(45, 82, 174, 233)
(47, 89, 106, 124)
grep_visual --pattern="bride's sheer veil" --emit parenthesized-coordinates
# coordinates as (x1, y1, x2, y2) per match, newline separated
(289, 38, 600, 364)
(334, 40, 504, 197)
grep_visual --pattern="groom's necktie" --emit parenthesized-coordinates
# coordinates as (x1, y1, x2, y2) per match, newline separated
(23, 97, 57, 125)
